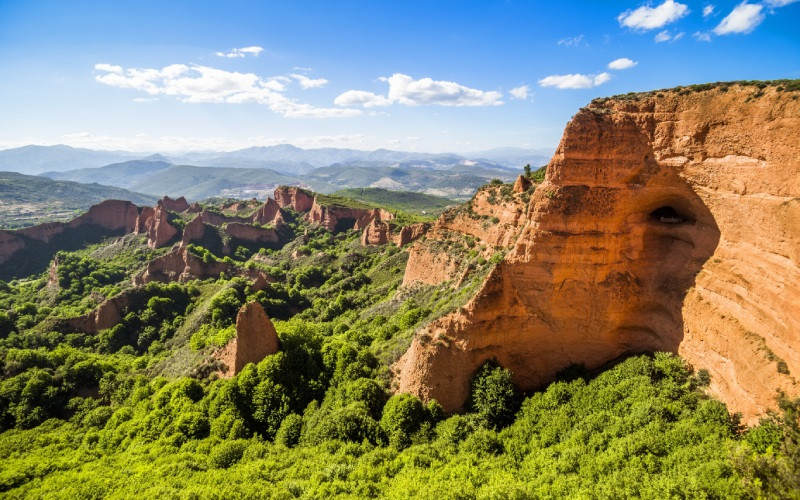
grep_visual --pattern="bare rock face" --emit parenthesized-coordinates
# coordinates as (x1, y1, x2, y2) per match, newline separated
(513, 175, 533, 193)
(224, 222, 279, 244)
(135, 206, 156, 234)
(216, 302, 279, 377)
(180, 214, 206, 246)
(0, 232, 26, 265)
(65, 292, 133, 333)
(134, 247, 271, 285)
(307, 201, 394, 232)
(146, 203, 178, 249)
(274, 186, 314, 212)
(361, 218, 391, 245)
(402, 185, 528, 286)
(186, 202, 203, 214)
(160, 196, 190, 213)
(252, 198, 284, 226)
(395, 222, 430, 247)
(70, 200, 140, 232)
(396, 84, 800, 422)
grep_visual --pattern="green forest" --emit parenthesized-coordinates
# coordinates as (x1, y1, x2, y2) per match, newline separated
(0, 193, 798, 499)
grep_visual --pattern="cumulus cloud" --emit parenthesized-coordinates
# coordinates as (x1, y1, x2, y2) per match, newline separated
(214, 46, 264, 58)
(608, 58, 638, 70)
(538, 72, 611, 89)
(335, 73, 504, 108)
(94, 63, 123, 74)
(714, 2, 765, 34)
(557, 34, 587, 47)
(509, 85, 530, 100)
(290, 74, 328, 89)
(95, 63, 359, 118)
(618, 0, 689, 30)
(703, 5, 716, 17)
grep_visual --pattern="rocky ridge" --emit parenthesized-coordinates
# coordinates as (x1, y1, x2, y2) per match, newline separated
(396, 83, 800, 422)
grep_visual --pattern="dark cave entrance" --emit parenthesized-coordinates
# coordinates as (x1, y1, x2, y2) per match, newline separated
(649, 205, 694, 225)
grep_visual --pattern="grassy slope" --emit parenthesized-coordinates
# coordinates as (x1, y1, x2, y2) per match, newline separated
(331, 187, 455, 217)
(0, 171, 158, 229)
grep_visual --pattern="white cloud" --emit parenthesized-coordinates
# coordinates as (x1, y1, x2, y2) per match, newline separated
(538, 72, 611, 89)
(654, 29, 685, 42)
(608, 58, 638, 70)
(95, 63, 360, 118)
(713, 2, 765, 35)
(618, 0, 689, 30)
(290, 74, 328, 89)
(509, 85, 530, 100)
(334, 90, 392, 108)
(336, 73, 504, 108)
(764, 0, 799, 6)
(703, 5, 715, 17)
(94, 63, 122, 74)
(693, 31, 712, 41)
(557, 34, 587, 47)
(214, 46, 264, 58)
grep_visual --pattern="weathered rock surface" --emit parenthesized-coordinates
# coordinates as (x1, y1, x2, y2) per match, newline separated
(306, 201, 394, 232)
(64, 291, 134, 334)
(133, 247, 269, 285)
(394, 222, 430, 247)
(216, 302, 279, 377)
(361, 218, 391, 245)
(146, 202, 178, 249)
(274, 186, 314, 212)
(251, 198, 284, 227)
(180, 213, 206, 246)
(224, 222, 279, 244)
(396, 84, 800, 423)
(160, 195, 190, 213)
(513, 174, 533, 193)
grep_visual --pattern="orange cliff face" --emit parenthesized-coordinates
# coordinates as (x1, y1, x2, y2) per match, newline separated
(395, 84, 800, 423)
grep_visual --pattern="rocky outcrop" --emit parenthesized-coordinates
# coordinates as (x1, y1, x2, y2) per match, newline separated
(224, 222, 279, 244)
(134, 247, 270, 285)
(180, 214, 206, 246)
(513, 175, 533, 193)
(160, 196, 189, 213)
(216, 302, 279, 377)
(146, 202, 178, 249)
(64, 291, 134, 334)
(306, 201, 394, 232)
(396, 83, 800, 423)
(252, 198, 284, 227)
(0, 200, 142, 266)
(361, 218, 391, 245)
(135, 206, 156, 234)
(186, 202, 203, 214)
(395, 222, 430, 247)
(402, 185, 527, 286)
(274, 186, 314, 212)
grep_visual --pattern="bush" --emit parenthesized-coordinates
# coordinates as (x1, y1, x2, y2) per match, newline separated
(381, 393, 426, 448)
(467, 361, 521, 429)
(275, 413, 303, 447)
(208, 440, 247, 469)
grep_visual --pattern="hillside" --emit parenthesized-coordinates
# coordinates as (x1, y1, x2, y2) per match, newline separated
(332, 187, 455, 216)
(0, 145, 139, 175)
(42, 158, 172, 189)
(0, 171, 157, 228)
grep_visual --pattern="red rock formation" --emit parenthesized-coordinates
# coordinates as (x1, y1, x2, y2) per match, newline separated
(160, 196, 190, 213)
(186, 203, 203, 214)
(180, 213, 206, 246)
(252, 198, 284, 226)
(65, 292, 133, 333)
(135, 206, 156, 234)
(361, 218, 391, 245)
(274, 186, 314, 212)
(70, 200, 139, 232)
(395, 222, 430, 247)
(134, 247, 271, 285)
(512, 175, 533, 193)
(146, 202, 178, 249)
(0, 231, 26, 265)
(216, 302, 280, 377)
(396, 84, 800, 423)
(306, 201, 395, 232)
(224, 222, 279, 244)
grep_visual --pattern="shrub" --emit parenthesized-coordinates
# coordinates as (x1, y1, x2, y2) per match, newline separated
(275, 413, 303, 447)
(467, 361, 521, 429)
(208, 440, 248, 469)
(381, 393, 426, 448)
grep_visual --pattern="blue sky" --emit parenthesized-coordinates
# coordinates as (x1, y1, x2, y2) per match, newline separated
(0, 0, 797, 153)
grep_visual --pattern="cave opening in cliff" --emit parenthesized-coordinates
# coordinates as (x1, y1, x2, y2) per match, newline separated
(649, 206, 693, 225)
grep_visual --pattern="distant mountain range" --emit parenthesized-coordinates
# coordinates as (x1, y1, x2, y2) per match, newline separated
(0, 144, 554, 201)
